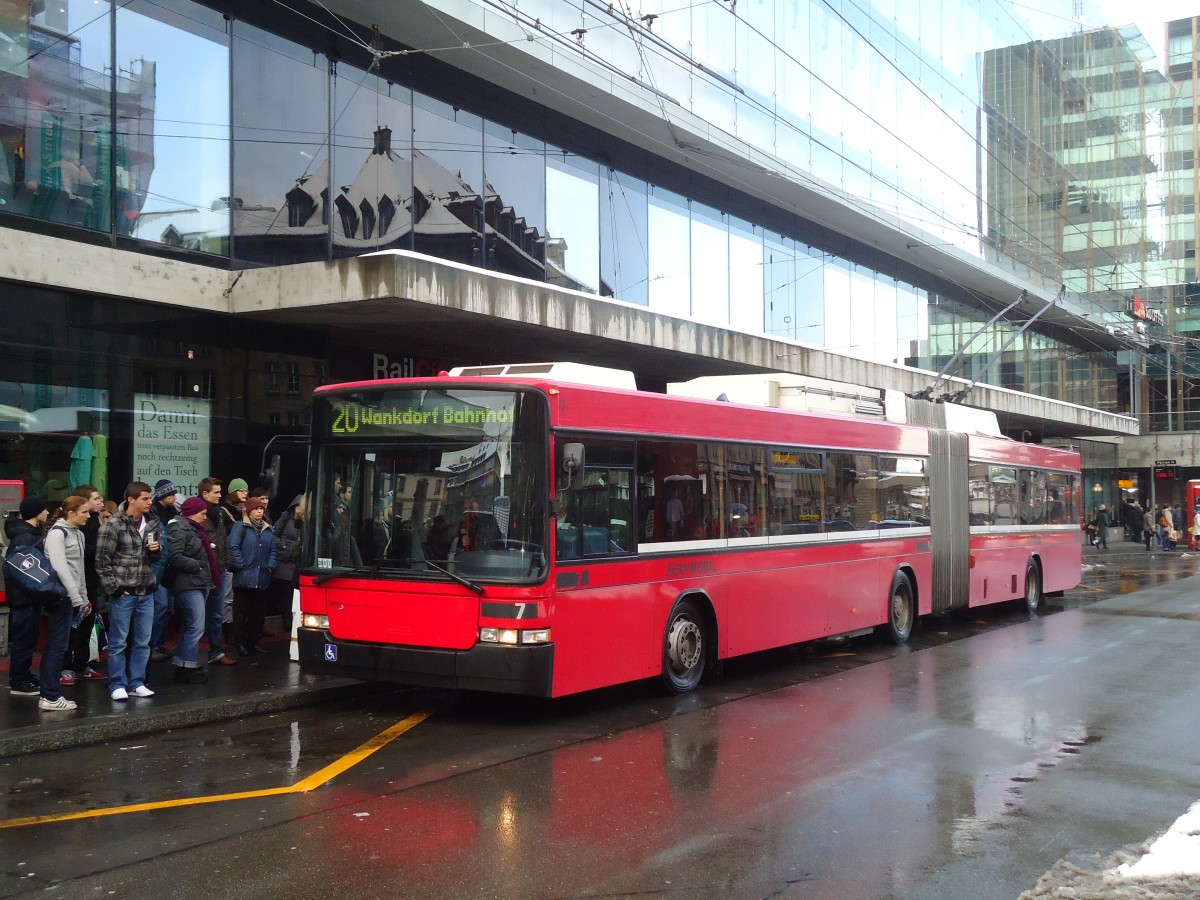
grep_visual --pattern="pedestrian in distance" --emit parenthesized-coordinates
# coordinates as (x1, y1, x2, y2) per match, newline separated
(165, 496, 219, 683)
(228, 495, 277, 656)
(148, 479, 178, 662)
(62, 485, 107, 682)
(44, 496, 93, 703)
(1143, 505, 1155, 551)
(5, 497, 76, 710)
(95, 482, 161, 701)
(1091, 504, 1109, 551)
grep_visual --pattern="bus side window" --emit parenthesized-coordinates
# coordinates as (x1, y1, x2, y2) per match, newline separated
(556, 431, 634, 559)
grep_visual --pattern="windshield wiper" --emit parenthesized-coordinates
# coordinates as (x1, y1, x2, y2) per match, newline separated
(421, 559, 485, 596)
(312, 564, 381, 586)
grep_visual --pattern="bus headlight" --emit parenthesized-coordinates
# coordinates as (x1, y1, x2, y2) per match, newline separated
(480, 627, 551, 645)
(302, 614, 329, 630)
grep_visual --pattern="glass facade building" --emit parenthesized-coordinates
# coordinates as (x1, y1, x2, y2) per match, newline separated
(1, 0, 1197, 500)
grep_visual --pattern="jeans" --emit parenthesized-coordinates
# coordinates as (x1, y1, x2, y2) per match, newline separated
(205, 582, 226, 661)
(171, 589, 206, 668)
(150, 583, 173, 651)
(107, 592, 154, 691)
(38, 594, 72, 701)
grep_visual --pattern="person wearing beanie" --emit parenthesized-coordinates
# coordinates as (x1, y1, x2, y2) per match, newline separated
(163, 496, 219, 683)
(5, 496, 65, 701)
(148, 480, 178, 661)
(228, 494, 277, 656)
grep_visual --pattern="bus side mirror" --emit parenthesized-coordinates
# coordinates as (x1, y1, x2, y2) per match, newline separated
(562, 443, 585, 491)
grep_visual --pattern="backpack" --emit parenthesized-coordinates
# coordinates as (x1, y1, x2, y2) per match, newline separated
(3, 536, 68, 599)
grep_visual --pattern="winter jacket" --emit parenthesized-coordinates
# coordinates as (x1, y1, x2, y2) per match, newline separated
(2, 516, 41, 608)
(148, 500, 176, 583)
(44, 520, 88, 608)
(165, 515, 216, 593)
(228, 520, 278, 590)
(271, 496, 303, 583)
(202, 501, 229, 570)
(95, 511, 161, 598)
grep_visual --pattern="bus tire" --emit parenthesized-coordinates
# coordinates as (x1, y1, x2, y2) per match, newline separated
(662, 598, 706, 694)
(1023, 560, 1043, 613)
(882, 570, 915, 645)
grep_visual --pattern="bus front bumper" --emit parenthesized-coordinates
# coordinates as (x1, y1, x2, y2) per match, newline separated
(297, 628, 555, 697)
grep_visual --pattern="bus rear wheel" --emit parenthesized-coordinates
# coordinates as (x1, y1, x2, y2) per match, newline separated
(662, 598, 706, 694)
(1023, 560, 1043, 613)
(881, 571, 915, 644)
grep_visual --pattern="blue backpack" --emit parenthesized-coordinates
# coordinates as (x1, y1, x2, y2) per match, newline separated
(4, 537, 67, 599)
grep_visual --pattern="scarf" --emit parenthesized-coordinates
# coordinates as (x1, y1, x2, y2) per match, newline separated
(187, 516, 220, 583)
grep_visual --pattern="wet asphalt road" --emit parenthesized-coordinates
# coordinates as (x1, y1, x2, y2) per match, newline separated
(1, 541, 1198, 899)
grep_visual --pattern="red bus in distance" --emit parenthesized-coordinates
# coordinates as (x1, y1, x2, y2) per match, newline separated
(297, 363, 1082, 697)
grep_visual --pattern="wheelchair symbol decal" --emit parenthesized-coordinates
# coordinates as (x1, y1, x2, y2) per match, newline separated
(324, 644, 337, 662)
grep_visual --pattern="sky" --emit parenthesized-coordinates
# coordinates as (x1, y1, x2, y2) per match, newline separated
(1095, 0, 1199, 70)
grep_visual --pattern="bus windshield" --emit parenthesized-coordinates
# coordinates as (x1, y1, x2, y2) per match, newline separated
(308, 387, 549, 583)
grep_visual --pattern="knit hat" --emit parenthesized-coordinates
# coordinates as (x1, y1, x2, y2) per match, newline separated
(180, 496, 208, 518)
(18, 496, 47, 520)
(153, 479, 179, 502)
(228, 477, 249, 494)
(244, 496, 268, 513)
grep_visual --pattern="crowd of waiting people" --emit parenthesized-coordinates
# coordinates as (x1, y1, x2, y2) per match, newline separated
(4, 477, 305, 712)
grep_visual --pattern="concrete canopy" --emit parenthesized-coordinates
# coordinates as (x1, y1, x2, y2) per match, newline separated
(230, 248, 1137, 442)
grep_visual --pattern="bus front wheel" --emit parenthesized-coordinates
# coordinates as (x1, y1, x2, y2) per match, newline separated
(662, 598, 706, 694)
(882, 571, 915, 645)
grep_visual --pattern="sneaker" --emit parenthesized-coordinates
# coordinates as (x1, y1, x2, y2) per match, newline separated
(80, 667, 107, 681)
(59, 671, 76, 685)
(10, 682, 40, 697)
(111, 687, 129, 701)
(131, 685, 155, 698)
(215, 655, 238, 666)
(150, 649, 169, 661)
(38, 696, 78, 711)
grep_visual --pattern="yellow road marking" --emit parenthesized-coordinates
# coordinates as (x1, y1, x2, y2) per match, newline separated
(0, 709, 433, 830)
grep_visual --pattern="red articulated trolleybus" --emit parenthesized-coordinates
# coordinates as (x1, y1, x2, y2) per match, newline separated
(297, 363, 1083, 697)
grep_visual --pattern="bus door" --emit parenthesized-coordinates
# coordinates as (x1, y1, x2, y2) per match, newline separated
(928, 431, 969, 612)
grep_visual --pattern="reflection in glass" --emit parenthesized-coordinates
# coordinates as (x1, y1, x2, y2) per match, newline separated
(648, 188, 690, 318)
(310, 388, 548, 583)
(331, 70, 413, 256)
(0, 0, 111, 231)
(600, 168, 648, 304)
(413, 95, 484, 268)
(690, 205, 728, 326)
(117, 0, 230, 255)
(546, 154, 599, 292)
(729, 218, 764, 335)
(483, 123, 546, 279)
(232, 22, 329, 265)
